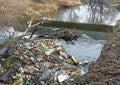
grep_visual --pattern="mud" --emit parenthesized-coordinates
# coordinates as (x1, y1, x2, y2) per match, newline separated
(79, 41, 120, 85)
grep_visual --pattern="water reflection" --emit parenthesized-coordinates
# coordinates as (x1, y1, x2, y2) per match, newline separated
(59, 34, 105, 62)
(45, 0, 120, 25)
(76, 30, 111, 40)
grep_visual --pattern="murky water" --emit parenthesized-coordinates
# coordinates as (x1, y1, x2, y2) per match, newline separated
(44, 3, 120, 26)
(59, 34, 105, 62)
(43, 1, 120, 62)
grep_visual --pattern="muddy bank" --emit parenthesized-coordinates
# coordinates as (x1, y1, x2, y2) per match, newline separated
(79, 40, 120, 85)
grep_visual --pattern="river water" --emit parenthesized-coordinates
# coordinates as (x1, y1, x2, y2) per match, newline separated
(43, 1, 120, 62)
(45, 2, 120, 26)
(59, 34, 105, 62)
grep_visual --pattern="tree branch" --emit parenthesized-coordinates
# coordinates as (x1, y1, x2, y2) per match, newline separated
(0, 18, 41, 48)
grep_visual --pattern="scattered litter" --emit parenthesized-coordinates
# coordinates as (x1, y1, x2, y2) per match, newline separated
(58, 74, 69, 83)
(12, 73, 23, 85)
(0, 38, 88, 84)
(80, 66, 86, 75)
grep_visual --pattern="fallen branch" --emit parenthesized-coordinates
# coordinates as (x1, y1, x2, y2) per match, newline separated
(0, 18, 41, 48)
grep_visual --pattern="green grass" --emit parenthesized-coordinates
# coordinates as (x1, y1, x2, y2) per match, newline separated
(110, 4, 120, 8)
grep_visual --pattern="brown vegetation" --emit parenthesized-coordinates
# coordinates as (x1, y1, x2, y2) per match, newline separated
(0, 0, 81, 28)
(57, 0, 81, 8)
(0, 0, 31, 28)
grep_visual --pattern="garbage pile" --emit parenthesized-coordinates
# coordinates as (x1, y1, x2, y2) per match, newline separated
(0, 38, 87, 85)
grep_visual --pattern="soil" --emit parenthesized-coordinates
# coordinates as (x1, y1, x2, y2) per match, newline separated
(78, 40, 120, 85)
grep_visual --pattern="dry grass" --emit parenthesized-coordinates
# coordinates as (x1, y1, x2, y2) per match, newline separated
(0, 0, 32, 28)
(0, 0, 81, 28)
(57, 0, 81, 8)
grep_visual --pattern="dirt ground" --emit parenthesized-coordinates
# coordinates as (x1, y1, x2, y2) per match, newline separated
(78, 40, 120, 85)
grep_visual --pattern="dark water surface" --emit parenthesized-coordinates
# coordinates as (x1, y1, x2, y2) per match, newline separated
(44, 2, 120, 26)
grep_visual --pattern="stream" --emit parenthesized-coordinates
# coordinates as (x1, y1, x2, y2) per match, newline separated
(45, 1, 120, 26)
(42, 1, 120, 62)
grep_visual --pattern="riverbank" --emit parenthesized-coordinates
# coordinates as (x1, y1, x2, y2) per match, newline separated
(0, 0, 120, 84)
(105, 0, 120, 8)
(78, 26, 120, 84)
(79, 40, 120, 85)
(105, 0, 120, 4)
(0, 0, 81, 28)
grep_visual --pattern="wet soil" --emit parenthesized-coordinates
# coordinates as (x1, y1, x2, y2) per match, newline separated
(79, 40, 120, 85)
